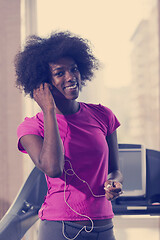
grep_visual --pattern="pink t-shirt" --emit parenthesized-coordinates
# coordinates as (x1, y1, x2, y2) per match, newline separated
(17, 102, 120, 221)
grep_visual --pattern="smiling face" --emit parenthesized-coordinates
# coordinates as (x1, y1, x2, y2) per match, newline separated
(49, 57, 81, 100)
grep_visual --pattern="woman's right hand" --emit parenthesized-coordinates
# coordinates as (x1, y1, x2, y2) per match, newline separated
(33, 83, 56, 113)
(24, 83, 64, 178)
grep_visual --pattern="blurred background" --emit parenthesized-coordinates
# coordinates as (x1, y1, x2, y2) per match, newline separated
(0, 0, 159, 239)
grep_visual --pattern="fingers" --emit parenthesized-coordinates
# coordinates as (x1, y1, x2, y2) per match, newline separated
(32, 83, 55, 111)
(33, 83, 51, 94)
(33, 83, 52, 100)
(104, 180, 123, 201)
(104, 180, 122, 191)
(105, 191, 119, 201)
(104, 180, 122, 188)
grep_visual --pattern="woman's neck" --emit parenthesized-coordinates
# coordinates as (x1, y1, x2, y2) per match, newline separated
(54, 99, 80, 115)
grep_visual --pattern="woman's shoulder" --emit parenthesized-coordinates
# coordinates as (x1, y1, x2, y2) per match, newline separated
(80, 102, 113, 116)
(80, 102, 120, 135)
(19, 111, 43, 125)
(17, 111, 44, 136)
(17, 111, 44, 153)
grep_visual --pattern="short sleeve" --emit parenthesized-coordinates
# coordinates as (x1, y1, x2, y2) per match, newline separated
(99, 104, 120, 136)
(17, 113, 44, 153)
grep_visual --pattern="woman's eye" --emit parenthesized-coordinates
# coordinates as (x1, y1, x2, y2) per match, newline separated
(55, 71, 64, 77)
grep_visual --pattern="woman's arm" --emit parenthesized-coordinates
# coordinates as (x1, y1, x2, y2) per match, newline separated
(104, 130, 123, 200)
(20, 83, 64, 178)
(107, 130, 123, 182)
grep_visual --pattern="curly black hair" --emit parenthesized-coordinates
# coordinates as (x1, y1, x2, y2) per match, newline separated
(15, 31, 100, 98)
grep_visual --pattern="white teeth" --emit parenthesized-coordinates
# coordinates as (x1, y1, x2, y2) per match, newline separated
(65, 84, 77, 89)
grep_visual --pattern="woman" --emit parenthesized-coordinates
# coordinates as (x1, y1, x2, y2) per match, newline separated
(15, 31, 123, 240)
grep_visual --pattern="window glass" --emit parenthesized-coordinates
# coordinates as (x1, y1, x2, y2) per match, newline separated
(36, 0, 159, 150)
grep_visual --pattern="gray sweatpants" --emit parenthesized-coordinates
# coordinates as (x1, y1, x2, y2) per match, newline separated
(38, 220, 116, 240)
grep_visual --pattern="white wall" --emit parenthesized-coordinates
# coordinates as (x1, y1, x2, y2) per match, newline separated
(114, 215, 160, 240)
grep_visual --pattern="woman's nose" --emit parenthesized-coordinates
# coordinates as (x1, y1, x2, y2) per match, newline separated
(65, 70, 75, 81)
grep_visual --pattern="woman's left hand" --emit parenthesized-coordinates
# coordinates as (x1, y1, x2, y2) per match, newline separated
(104, 180, 123, 201)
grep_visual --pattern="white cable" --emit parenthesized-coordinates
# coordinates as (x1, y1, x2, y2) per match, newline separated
(62, 159, 105, 240)
(64, 160, 105, 198)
